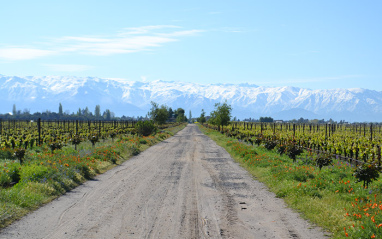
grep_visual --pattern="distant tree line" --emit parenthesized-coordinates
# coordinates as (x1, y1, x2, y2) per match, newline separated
(1, 103, 124, 121)
(148, 101, 188, 124)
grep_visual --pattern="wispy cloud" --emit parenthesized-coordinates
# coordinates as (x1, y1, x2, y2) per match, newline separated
(42, 64, 94, 72)
(0, 47, 55, 60)
(0, 25, 204, 60)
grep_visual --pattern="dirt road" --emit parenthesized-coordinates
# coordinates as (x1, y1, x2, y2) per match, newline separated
(0, 125, 327, 239)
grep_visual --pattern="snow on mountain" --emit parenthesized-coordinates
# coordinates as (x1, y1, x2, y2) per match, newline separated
(1, 74, 382, 122)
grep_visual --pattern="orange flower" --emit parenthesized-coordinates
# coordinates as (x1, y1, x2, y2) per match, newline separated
(371, 234, 375, 238)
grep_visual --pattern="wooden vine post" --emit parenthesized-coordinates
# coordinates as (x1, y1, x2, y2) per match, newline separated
(37, 118, 41, 146)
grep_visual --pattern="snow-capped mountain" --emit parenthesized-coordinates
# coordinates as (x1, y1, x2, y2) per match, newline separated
(1, 74, 382, 122)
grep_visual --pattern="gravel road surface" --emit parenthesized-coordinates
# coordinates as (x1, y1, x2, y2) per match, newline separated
(0, 124, 327, 239)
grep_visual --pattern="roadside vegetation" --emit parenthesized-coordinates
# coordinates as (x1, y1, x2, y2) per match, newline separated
(199, 124, 382, 238)
(0, 123, 186, 229)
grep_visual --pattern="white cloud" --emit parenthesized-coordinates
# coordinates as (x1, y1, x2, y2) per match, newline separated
(0, 47, 54, 60)
(0, 25, 203, 60)
(120, 25, 180, 35)
(42, 64, 93, 72)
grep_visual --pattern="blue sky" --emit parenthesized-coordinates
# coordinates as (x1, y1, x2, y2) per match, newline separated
(1, 0, 381, 90)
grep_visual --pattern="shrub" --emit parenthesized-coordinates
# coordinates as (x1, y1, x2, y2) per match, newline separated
(315, 153, 333, 170)
(75, 163, 94, 179)
(49, 142, 63, 153)
(0, 172, 11, 187)
(14, 148, 26, 164)
(20, 164, 50, 183)
(353, 162, 380, 188)
(69, 135, 82, 150)
(8, 163, 21, 184)
(129, 144, 140, 156)
(139, 139, 148, 144)
(276, 144, 286, 155)
(89, 135, 99, 147)
(284, 142, 303, 162)
(264, 140, 277, 150)
(135, 121, 157, 136)
(0, 148, 15, 160)
(253, 135, 263, 146)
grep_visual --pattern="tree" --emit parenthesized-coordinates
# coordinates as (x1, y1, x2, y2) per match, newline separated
(175, 108, 187, 122)
(148, 101, 169, 125)
(83, 107, 90, 116)
(259, 116, 273, 122)
(12, 104, 16, 116)
(209, 101, 232, 130)
(95, 105, 101, 118)
(104, 109, 111, 120)
(189, 110, 192, 123)
(198, 109, 206, 124)
(168, 107, 174, 120)
(59, 103, 63, 115)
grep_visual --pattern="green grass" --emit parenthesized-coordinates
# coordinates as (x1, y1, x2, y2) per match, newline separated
(199, 124, 382, 239)
(0, 123, 186, 229)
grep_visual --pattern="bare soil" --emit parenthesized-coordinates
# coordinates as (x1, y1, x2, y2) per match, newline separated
(0, 125, 328, 239)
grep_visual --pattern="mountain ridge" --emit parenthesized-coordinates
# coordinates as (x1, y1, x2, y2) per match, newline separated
(1, 74, 381, 122)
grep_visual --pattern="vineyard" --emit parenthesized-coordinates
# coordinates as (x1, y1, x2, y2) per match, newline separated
(0, 119, 141, 149)
(218, 122, 382, 165)
(0, 118, 185, 228)
(201, 122, 382, 238)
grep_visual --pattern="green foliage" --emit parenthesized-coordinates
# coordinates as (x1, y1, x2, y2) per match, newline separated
(176, 114, 187, 123)
(148, 101, 169, 125)
(353, 162, 380, 188)
(0, 171, 11, 187)
(76, 163, 94, 179)
(89, 135, 99, 147)
(0, 162, 21, 187)
(0, 148, 15, 160)
(284, 142, 303, 162)
(208, 101, 232, 129)
(14, 148, 26, 164)
(174, 108, 187, 123)
(314, 153, 333, 170)
(253, 135, 263, 146)
(128, 144, 140, 156)
(69, 135, 82, 146)
(197, 109, 206, 124)
(135, 120, 157, 136)
(199, 124, 382, 238)
(0, 121, 185, 229)
(139, 139, 148, 144)
(259, 116, 274, 122)
(58, 103, 63, 115)
(276, 143, 286, 155)
(49, 142, 63, 153)
(264, 140, 277, 150)
(20, 164, 50, 183)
